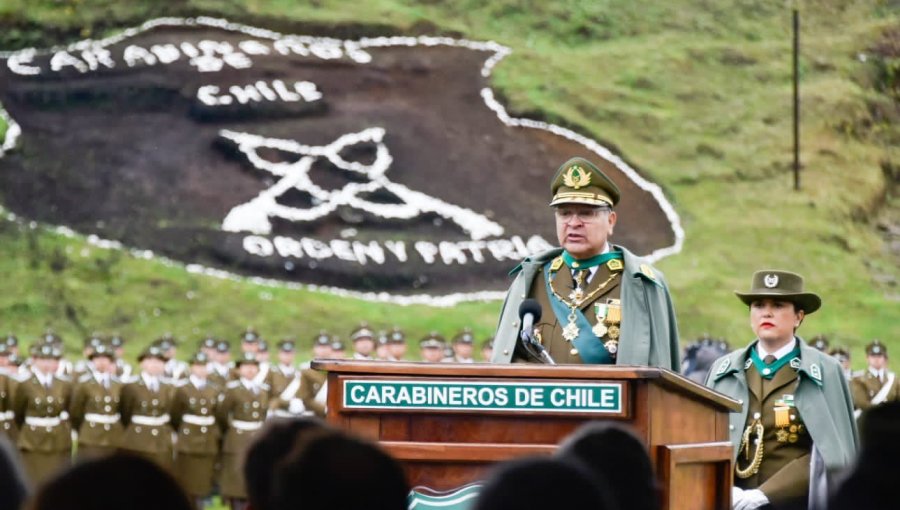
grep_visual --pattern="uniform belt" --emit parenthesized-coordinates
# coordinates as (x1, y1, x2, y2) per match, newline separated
(131, 414, 170, 426)
(25, 415, 67, 427)
(85, 413, 121, 424)
(0, 410, 14, 421)
(269, 409, 313, 419)
(230, 419, 263, 431)
(182, 414, 215, 426)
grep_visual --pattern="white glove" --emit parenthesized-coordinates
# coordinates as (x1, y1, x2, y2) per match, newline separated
(731, 486, 744, 507)
(288, 398, 307, 415)
(734, 488, 769, 510)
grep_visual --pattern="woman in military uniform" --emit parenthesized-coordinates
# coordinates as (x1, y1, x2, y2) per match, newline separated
(12, 341, 72, 486)
(69, 342, 123, 460)
(216, 353, 269, 510)
(171, 352, 220, 506)
(706, 270, 857, 509)
(119, 344, 175, 470)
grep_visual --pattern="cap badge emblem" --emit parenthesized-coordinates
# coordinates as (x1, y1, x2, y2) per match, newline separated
(764, 274, 779, 288)
(562, 165, 591, 190)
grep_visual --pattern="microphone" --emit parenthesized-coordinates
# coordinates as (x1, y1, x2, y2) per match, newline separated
(518, 299, 555, 365)
(518, 299, 542, 343)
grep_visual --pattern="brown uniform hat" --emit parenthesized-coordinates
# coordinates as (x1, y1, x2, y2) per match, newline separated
(549, 157, 621, 208)
(865, 340, 887, 357)
(734, 270, 821, 314)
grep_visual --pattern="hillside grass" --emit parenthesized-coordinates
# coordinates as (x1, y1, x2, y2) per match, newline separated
(0, 0, 897, 369)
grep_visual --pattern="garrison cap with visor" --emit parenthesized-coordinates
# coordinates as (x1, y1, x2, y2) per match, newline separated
(550, 157, 621, 208)
(866, 340, 887, 357)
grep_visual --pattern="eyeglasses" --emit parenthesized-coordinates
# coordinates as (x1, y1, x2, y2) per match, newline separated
(554, 207, 611, 223)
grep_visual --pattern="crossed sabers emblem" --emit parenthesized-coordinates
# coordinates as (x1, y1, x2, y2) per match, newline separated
(218, 127, 504, 240)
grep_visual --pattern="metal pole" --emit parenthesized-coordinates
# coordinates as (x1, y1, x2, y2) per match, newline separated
(793, 6, 800, 191)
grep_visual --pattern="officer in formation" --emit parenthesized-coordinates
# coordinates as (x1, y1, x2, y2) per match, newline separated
(120, 342, 176, 469)
(12, 341, 72, 486)
(419, 333, 447, 363)
(849, 340, 899, 417)
(706, 270, 857, 510)
(443, 328, 476, 363)
(171, 351, 220, 508)
(69, 341, 123, 460)
(217, 352, 269, 510)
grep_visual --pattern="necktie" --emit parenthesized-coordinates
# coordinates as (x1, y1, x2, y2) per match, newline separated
(763, 355, 777, 365)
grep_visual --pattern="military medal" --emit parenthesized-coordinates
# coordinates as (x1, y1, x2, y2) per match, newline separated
(776, 429, 789, 442)
(562, 316, 580, 342)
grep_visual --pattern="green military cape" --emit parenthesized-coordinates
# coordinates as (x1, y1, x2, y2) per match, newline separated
(490, 246, 680, 370)
(705, 338, 858, 470)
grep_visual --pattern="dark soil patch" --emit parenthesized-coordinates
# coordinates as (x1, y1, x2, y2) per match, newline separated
(0, 23, 676, 295)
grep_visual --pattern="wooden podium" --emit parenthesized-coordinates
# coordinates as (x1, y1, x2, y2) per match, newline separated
(312, 360, 741, 510)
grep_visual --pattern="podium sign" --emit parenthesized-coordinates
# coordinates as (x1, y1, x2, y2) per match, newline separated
(315, 361, 740, 510)
(343, 379, 624, 415)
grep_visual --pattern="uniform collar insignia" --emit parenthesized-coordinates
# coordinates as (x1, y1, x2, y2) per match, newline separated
(715, 358, 731, 375)
(809, 363, 822, 383)
(744, 358, 753, 370)
(789, 357, 801, 369)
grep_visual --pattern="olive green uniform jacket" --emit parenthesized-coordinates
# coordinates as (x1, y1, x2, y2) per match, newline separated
(491, 246, 680, 370)
(12, 372, 73, 485)
(119, 376, 175, 469)
(69, 372, 124, 458)
(298, 368, 327, 418)
(171, 378, 220, 497)
(216, 379, 269, 499)
(849, 369, 900, 412)
(706, 339, 858, 505)
(0, 372, 21, 439)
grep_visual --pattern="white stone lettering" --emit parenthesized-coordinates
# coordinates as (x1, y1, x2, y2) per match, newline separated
(438, 241, 467, 265)
(243, 235, 274, 256)
(150, 44, 180, 64)
(384, 241, 408, 262)
(414, 242, 438, 264)
(50, 51, 88, 73)
(238, 40, 270, 55)
(352, 241, 385, 265)
(8, 50, 40, 75)
(123, 45, 157, 67)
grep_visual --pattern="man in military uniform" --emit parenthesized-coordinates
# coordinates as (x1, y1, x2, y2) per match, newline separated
(69, 341, 123, 460)
(299, 331, 333, 370)
(850, 340, 899, 417)
(13, 341, 72, 486)
(157, 335, 188, 381)
(809, 334, 829, 352)
(216, 353, 269, 510)
(171, 352, 220, 507)
(492, 157, 679, 368)
(268, 339, 299, 397)
(829, 346, 853, 380)
(443, 328, 476, 363)
(72, 334, 104, 378)
(5, 334, 20, 356)
(208, 340, 234, 388)
(420, 333, 446, 363)
(375, 331, 391, 361)
(254, 340, 271, 386)
(706, 270, 857, 509)
(386, 327, 407, 362)
(0, 342, 20, 439)
(330, 338, 346, 359)
(199, 335, 218, 359)
(350, 323, 376, 360)
(119, 344, 175, 470)
(239, 328, 261, 357)
(481, 337, 494, 362)
(110, 334, 133, 379)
